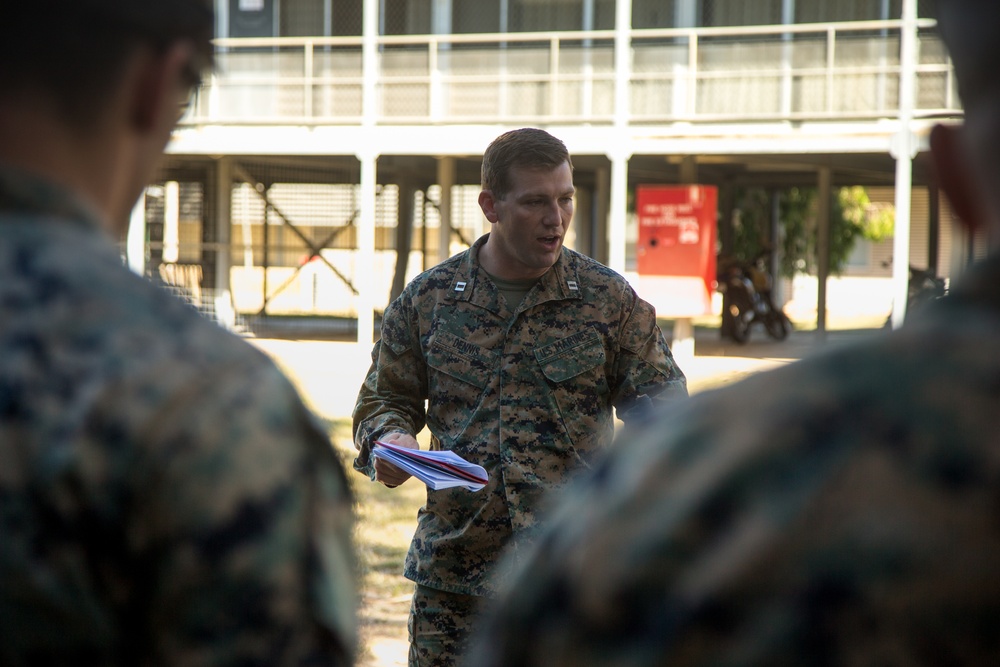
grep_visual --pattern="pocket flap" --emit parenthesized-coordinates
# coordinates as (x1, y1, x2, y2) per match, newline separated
(535, 328, 606, 383)
(427, 331, 496, 389)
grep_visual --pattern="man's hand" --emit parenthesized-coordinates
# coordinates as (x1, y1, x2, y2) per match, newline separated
(374, 432, 419, 487)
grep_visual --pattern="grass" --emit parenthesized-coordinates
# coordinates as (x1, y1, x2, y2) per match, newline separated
(328, 418, 425, 667)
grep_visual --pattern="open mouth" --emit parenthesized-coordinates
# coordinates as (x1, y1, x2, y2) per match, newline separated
(539, 235, 561, 248)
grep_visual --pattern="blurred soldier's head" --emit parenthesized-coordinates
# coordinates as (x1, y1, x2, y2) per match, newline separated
(932, 0, 1000, 243)
(0, 0, 215, 229)
(1, 0, 213, 130)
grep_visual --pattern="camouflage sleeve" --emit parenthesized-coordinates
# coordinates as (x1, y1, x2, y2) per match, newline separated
(351, 293, 428, 479)
(611, 285, 688, 426)
(140, 359, 357, 666)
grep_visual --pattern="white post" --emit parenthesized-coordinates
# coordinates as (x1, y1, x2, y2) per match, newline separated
(355, 0, 379, 347)
(608, 149, 630, 274)
(357, 150, 378, 347)
(127, 192, 147, 275)
(164, 181, 180, 264)
(609, 0, 632, 273)
(214, 157, 235, 328)
(437, 157, 455, 263)
(890, 0, 917, 329)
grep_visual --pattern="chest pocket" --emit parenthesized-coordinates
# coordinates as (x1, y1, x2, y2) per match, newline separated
(426, 331, 497, 440)
(427, 331, 496, 389)
(534, 328, 612, 455)
(535, 328, 608, 387)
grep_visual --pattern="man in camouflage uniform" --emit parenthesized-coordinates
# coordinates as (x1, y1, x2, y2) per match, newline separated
(0, 1, 356, 665)
(352, 127, 687, 666)
(467, 2, 1000, 665)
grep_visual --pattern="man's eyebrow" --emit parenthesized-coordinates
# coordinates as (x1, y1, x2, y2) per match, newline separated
(516, 187, 576, 199)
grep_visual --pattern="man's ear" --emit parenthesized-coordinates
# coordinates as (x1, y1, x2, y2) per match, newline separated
(930, 123, 986, 232)
(479, 190, 500, 224)
(129, 43, 193, 133)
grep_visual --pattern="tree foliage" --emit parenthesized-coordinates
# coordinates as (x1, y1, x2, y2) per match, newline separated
(728, 186, 894, 278)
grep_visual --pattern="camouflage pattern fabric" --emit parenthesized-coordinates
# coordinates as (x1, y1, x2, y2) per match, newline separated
(353, 234, 687, 598)
(468, 254, 1000, 666)
(0, 165, 357, 666)
(408, 585, 484, 667)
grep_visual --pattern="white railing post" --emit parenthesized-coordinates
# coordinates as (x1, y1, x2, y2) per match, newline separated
(826, 26, 836, 115)
(780, 0, 794, 116)
(304, 40, 314, 118)
(362, 0, 379, 124)
(687, 31, 698, 117)
(582, 0, 595, 118)
(430, 38, 443, 120)
(550, 37, 560, 117)
(614, 0, 631, 129)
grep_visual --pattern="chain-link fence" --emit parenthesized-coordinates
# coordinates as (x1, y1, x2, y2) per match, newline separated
(144, 158, 487, 331)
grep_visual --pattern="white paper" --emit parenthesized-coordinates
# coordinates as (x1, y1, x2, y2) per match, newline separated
(372, 441, 488, 492)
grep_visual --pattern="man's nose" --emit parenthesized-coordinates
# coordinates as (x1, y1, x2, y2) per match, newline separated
(542, 200, 562, 225)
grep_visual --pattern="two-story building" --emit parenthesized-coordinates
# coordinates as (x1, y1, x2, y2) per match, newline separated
(135, 0, 968, 344)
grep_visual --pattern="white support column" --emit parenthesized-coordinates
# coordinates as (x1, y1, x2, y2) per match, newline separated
(609, 0, 632, 274)
(594, 165, 610, 266)
(816, 166, 832, 338)
(214, 157, 235, 328)
(163, 181, 180, 264)
(608, 150, 630, 274)
(127, 192, 147, 275)
(673, 157, 698, 361)
(356, 0, 379, 346)
(437, 157, 455, 263)
(672, 318, 694, 361)
(891, 0, 918, 329)
(357, 150, 378, 347)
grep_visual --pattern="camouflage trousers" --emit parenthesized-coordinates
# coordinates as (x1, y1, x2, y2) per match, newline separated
(408, 584, 486, 667)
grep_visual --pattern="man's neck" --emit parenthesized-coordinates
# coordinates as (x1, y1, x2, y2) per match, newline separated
(0, 98, 124, 234)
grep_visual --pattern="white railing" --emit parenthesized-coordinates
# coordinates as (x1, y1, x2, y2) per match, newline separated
(181, 18, 958, 126)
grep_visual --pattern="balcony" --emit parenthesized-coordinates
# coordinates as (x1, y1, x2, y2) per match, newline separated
(181, 19, 957, 128)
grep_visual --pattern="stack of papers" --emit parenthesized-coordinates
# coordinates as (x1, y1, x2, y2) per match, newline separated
(372, 441, 488, 491)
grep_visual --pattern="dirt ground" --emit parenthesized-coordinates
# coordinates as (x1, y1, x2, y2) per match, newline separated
(251, 322, 883, 666)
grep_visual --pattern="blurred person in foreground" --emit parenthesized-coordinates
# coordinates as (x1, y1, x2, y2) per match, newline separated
(0, 1, 356, 664)
(352, 127, 687, 666)
(468, 2, 1000, 665)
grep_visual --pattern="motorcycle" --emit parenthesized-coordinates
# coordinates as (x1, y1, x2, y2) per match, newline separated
(883, 264, 948, 327)
(717, 249, 792, 344)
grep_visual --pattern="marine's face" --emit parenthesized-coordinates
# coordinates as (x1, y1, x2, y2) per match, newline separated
(485, 161, 575, 280)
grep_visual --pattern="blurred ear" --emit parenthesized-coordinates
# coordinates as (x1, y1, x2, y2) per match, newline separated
(479, 190, 500, 223)
(930, 123, 986, 232)
(129, 43, 193, 134)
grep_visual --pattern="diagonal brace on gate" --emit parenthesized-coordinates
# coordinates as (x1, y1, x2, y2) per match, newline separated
(234, 165, 360, 312)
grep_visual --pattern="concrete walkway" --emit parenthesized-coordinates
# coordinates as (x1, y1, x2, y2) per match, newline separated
(251, 325, 885, 421)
